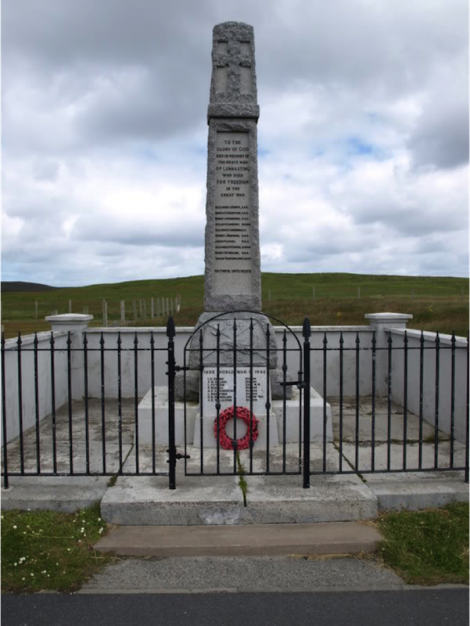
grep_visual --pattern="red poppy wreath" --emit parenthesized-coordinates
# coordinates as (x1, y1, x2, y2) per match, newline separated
(214, 406, 259, 451)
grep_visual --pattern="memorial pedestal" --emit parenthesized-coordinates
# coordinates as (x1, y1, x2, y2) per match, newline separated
(138, 387, 197, 447)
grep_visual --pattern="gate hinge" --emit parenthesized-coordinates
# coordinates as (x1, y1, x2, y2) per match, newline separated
(281, 380, 307, 389)
(175, 365, 190, 372)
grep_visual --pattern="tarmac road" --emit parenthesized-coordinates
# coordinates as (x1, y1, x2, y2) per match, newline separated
(2, 589, 469, 626)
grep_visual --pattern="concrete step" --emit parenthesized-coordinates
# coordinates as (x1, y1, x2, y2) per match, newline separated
(94, 521, 382, 557)
(100, 474, 378, 525)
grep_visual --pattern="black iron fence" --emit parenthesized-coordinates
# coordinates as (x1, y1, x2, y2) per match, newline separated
(1, 316, 469, 490)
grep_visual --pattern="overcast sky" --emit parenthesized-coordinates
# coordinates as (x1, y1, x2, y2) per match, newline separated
(2, 0, 468, 286)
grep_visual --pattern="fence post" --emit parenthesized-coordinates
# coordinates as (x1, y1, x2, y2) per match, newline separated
(312, 287, 315, 300)
(464, 330, 470, 483)
(2, 331, 9, 488)
(69, 300, 72, 313)
(167, 317, 177, 489)
(120, 301, 125, 324)
(102, 300, 108, 327)
(302, 317, 311, 488)
(35, 300, 38, 319)
(151, 297, 154, 319)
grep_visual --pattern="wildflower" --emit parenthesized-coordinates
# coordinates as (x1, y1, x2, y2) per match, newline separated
(42, 570, 47, 574)
(67, 548, 71, 552)
(22, 577, 25, 581)
(13, 525, 17, 530)
(30, 573, 34, 577)
(98, 527, 104, 534)
(97, 517, 101, 522)
(14, 563, 17, 567)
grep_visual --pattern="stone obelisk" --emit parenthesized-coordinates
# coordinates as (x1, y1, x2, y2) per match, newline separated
(179, 22, 278, 413)
(204, 21, 261, 312)
(189, 22, 277, 366)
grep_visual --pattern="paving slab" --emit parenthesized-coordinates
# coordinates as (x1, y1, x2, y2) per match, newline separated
(242, 474, 378, 524)
(93, 521, 383, 557)
(80, 556, 403, 593)
(100, 475, 246, 526)
(1, 476, 109, 513)
(364, 472, 469, 511)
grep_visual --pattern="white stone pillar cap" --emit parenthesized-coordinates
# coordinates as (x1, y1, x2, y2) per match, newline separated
(45, 314, 93, 324)
(364, 313, 413, 322)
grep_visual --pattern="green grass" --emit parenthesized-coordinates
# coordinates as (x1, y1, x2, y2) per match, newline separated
(377, 502, 469, 585)
(1, 273, 468, 338)
(1, 504, 117, 593)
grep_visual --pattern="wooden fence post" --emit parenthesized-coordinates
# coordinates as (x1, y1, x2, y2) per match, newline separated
(103, 300, 108, 327)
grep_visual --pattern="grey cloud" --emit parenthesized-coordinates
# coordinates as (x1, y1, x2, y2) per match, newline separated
(2, 0, 468, 285)
(71, 215, 204, 248)
(409, 93, 469, 170)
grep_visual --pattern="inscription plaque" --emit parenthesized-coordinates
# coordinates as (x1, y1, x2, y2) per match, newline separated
(213, 131, 252, 295)
(202, 367, 267, 417)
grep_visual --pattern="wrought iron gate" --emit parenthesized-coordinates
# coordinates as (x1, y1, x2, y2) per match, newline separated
(168, 312, 312, 487)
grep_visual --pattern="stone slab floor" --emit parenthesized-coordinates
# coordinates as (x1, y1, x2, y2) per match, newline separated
(2, 396, 466, 479)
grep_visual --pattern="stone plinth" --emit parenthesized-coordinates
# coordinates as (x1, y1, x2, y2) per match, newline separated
(187, 312, 277, 369)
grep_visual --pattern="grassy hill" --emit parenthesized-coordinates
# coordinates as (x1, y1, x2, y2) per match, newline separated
(1, 273, 468, 338)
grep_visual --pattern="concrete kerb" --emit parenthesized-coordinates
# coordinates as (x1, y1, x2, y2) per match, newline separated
(0, 476, 109, 513)
(2, 471, 467, 524)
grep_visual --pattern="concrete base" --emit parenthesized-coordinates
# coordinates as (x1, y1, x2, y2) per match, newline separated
(273, 387, 333, 443)
(193, 412, 279, 449)
(1, 476, 109, 513)
(100, 473, 378, 526)
(139, 385, 332, 448)
(138, 387, 198, 446)
(365, 472, 469, 511)
(238, 474, 378, 524)
(100, 475, 244, 526)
